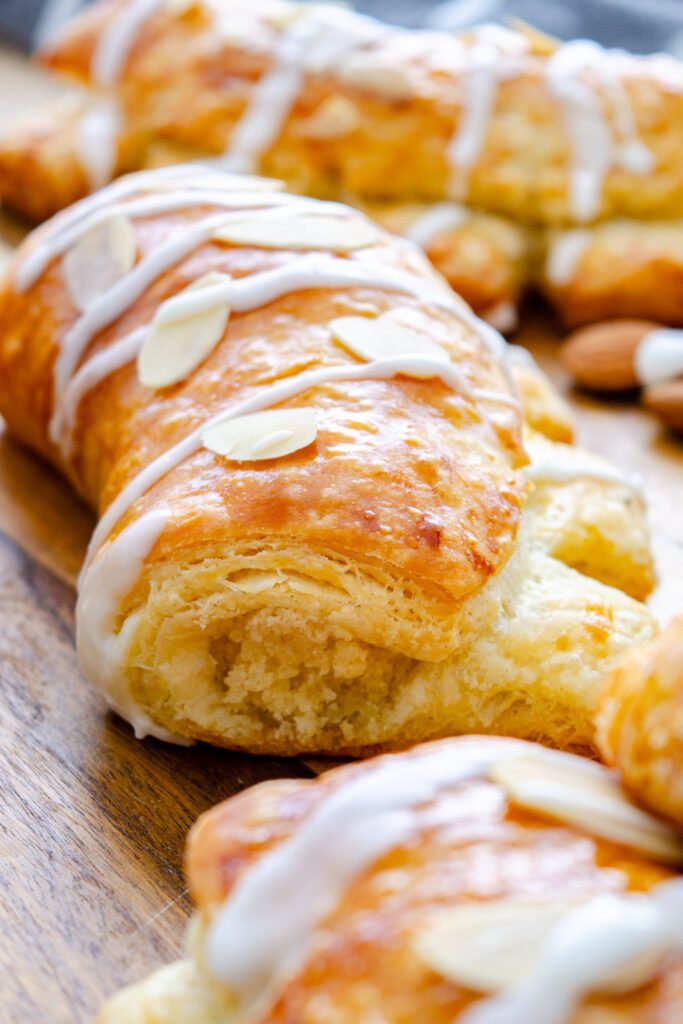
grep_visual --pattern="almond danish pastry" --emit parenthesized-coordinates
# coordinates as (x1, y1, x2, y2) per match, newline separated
(4, 1, 683, 326)
(0, 168, 656, 753)
(97, 736, 683, 1023)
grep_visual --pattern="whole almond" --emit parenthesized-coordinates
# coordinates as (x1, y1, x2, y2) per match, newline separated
(643, 380, 683, 433)
(561, 319, 659, 391)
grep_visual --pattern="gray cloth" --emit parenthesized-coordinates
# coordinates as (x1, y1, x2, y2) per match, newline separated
(0, 0, 681, 55)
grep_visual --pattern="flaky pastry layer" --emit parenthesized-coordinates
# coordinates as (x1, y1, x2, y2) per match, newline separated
(98, 736, 683, 1023)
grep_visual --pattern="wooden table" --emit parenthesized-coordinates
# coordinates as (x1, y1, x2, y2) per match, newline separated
(1, 45, 683, 1024)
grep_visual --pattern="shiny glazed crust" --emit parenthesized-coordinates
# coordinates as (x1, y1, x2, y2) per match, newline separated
(27, 0, 683, 224)
(598, 618, 683, 829)
(0, 171, 658, 753)
(3, 3, 683, 328)
(97, 736, 683, 1023)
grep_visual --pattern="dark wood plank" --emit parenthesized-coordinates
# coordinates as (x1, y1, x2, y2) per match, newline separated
(0, 531, 310, 1023)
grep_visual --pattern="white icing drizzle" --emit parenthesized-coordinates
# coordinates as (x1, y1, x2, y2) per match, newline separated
(546, 41, 654, 222)
(405, 202, 468, 248)
(91, 0, 164, 88)
(462, 883, 683, 1024)
(524, 439, 643, 494)
(48, 210, 233, 447)
(18, 186, 342, 292)
(218, 5, 386, 173)
(545, 229, 591, 286)
(483, 300, 517, 334)
(58, 326, 148, 457)
(78, 349, 508, 583)
(635, 328, 683, 387)
(49, 239, 502, 458)
(202, 739, 683, 1019)
(72, 0, 165, 191)
(205, 741, 500, 1012)
(219, 15, 317, 174)
(447, 29, 524, 188)
(75, 97, 122, 193)
(74, 506, 192, 743)
(445, 26, 528, 194)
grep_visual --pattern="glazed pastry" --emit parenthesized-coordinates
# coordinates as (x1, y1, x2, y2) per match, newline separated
(15, 0, 683, 223)
(542, 220, 683, 328)
(598, 618, 683, 830)
(97, 735, 683, 1023)
(4, 1, 683, 329)
(0, 167, 655, 754)
(362, 201, 529, 331)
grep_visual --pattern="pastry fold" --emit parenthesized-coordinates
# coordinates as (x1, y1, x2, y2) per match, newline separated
(28, 1, 683, 223)
(4, 2, 683, 328)
(598, 618, 683, 830)
(0, 169, 655, 753)
(97, 735, 683, 1023)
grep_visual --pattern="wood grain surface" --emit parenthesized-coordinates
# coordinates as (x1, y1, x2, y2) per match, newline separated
(1, 47, 683, 1024)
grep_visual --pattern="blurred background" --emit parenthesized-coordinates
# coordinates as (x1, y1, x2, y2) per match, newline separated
(2, 0, 683, 55)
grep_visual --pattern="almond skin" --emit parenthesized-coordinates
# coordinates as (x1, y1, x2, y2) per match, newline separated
(561, 319, 659, 391)
(643, 380, 683, 433)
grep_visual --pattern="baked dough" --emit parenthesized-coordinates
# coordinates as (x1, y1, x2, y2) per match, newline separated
(3, 2, 683, 327)
(25, 1, 683, 222)
(598, 618, 683, 830)
(0, 167, 655, 754)
(97, 736, 683, 1023)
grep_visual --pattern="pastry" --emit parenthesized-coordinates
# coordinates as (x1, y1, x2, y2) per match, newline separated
(598, 618, 683, 830)
(4, 2, 683, 329)
(0, 167, 655, 754)
(23, 2, 683, 221)
(97, 735, 683, 1023)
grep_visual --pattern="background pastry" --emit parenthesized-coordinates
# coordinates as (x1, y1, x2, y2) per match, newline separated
(97, 735, 683, 1023)
(598, 617, 683, 830)
(4, 1, 683, 329)
(0, 167, 657, 754)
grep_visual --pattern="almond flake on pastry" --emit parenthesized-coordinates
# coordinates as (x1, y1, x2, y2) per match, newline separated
(63, 212, 136, 312)
(490, 753, 683, 864)
(299, 96, 361, 139)
(137, 272, 232, 389)
(330, 313, 450, 366)
(414, 896, 668, 997)
(201, 408, 318, 461)
(213, 212, 379, 251)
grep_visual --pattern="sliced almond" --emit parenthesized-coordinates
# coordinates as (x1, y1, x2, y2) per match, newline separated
(330, 314, 450, 368)
(202, 408, 317, 461)
(63, 212, 137, 312)
(491, 753, 683, 864)
(213, 212, 379, 252)
(415, 899, 583, 992)
(337, 58, 414, 100)
(138, 272, 231, 389)
(299, 96, 361, 140)
(415, 896, 666, 996)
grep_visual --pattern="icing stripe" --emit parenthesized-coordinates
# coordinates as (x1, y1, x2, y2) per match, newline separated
(79, 349, 512, 582)
(74, 507, 188, 743)
(91, 0, 164, 87)
(206, 742, 500, 1011)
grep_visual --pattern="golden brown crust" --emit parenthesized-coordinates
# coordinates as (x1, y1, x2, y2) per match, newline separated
(597, 618, 683, 829)
(176, 737, 683, 1023)
(35, 1, 683, 224)
(541, 220, 683, 327)
(0, 196, 525, 611)
(363, 201, 529, 321)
